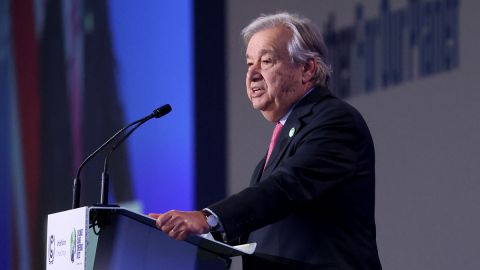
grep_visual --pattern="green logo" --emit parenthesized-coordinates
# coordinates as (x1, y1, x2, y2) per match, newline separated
(70, 228, 76, 263)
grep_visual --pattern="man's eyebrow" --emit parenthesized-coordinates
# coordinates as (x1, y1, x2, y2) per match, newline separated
(246, 49, 276, 59)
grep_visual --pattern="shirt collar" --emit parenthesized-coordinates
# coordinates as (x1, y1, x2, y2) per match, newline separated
(278, 87, 315, 125)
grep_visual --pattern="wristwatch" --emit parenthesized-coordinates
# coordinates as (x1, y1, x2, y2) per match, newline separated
(201, 209, 219, 231)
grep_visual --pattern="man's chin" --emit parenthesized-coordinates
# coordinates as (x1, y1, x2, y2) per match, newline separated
(251, 102, 265, 111)
(251, 99, 271, 110)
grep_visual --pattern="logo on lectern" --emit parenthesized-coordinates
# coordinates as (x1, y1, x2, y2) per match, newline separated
(70, 228, 76, 263)
(48, 234, 55, 264)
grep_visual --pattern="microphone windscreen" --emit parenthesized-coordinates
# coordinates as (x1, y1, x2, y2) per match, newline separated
(152, 104, 172, 118)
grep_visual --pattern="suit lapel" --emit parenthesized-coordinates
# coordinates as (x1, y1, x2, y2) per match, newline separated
(250, 156, 266, 185)
(262, 87, 332, 175)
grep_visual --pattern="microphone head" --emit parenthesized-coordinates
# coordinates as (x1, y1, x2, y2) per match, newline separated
(152, 104, 172, 118)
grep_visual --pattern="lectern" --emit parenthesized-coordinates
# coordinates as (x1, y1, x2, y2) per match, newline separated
(46, 206, 255, 270)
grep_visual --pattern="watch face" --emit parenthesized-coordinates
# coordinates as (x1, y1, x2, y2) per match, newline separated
(202, 209, 219, 229)
(207, 215, 218, 227)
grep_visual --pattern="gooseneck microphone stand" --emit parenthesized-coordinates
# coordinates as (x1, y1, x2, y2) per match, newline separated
(71, 104, 172, 209)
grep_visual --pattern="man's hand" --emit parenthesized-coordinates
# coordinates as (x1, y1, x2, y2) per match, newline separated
(148, 210, 210, 241)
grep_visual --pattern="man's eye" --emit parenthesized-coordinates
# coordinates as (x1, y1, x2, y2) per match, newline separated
(261, 59, 273, 67)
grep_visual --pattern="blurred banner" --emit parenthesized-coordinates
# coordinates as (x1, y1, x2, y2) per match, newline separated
(226, 1, 479, 270)
(1, 0, 194, 269)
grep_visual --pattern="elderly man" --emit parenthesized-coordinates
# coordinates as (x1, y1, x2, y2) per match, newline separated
(150, 12, 382, 269)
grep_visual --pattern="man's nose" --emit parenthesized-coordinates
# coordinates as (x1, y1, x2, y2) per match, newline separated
(247, 65, 262, 82)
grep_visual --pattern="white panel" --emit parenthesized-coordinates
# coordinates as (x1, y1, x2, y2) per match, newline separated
(46, 207, 88, 270)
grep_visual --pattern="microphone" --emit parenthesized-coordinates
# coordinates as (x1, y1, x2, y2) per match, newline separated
(152, 104, 172, 118)
(72, 104, 172, 209)
(99, 104, 171, 205)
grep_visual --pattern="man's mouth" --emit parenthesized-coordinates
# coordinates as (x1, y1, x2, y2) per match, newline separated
(251, 87, 264, 97)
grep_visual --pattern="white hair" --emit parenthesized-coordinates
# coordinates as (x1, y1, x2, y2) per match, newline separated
(242, 12, 331, 87)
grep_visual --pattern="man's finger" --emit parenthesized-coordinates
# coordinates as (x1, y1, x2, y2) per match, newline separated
(148, 213, 161, 219)
(160, 224, 171, 232)
(157, 212, 173, 227)
(171, 227, 189, 241)
(161, 220, 178, 233)
(176, 230, 188, 241)
(168, 227, 179, 238)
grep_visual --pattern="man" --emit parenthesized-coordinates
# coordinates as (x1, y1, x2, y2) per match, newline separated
(149, 12, 382, 269)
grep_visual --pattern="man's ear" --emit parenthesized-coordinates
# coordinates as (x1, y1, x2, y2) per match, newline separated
(302, 58, 317, 84)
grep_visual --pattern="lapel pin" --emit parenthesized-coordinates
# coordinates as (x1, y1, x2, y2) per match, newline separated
(289, 127, 295, 138)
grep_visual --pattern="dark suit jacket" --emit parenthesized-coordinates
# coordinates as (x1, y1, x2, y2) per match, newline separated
(209, 87, 382, 269)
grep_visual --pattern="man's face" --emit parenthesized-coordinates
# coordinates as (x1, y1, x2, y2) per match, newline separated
(245, 26, 306, 122)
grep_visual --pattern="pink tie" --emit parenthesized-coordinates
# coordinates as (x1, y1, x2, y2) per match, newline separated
(264, 122, 284, 169)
